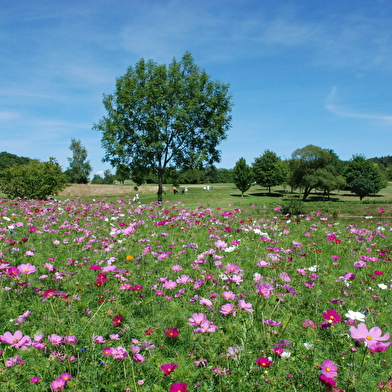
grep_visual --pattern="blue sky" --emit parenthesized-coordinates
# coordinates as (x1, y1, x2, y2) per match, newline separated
(2, 0, 392, 175)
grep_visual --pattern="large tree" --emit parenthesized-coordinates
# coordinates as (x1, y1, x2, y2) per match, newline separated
(252, 150, 287, 193)
(289, 145, 342, 201)
(65, 139, 92, 184)
(345, 155, 387, 200)
(233, 157, 253, 196)
(93, 52, 233, 202)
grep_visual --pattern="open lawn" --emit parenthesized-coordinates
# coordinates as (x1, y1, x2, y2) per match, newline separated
(57, 182, 392, 218)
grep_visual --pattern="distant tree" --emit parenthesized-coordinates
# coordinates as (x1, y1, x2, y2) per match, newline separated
(94, 52, 233, 202)
(252, 150, 287, 193)
(65, 139, 92, 184)
(233, 158, 253, 196)
(115, 164, 131, 184)
(91, 170, 115, 185)
(91, 174, 104, 184)
(0, 152, 31, 171)
(289, 145, 342, 201)
(0, 158, 68, 199)
(345, 155, 387, 200)
(216, 168, 233, 183)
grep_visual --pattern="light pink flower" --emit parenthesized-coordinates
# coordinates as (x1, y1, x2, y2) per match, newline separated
(1, 330, 31, 349)
(17, 263, 36, 275)
(349, 323, 390, 347)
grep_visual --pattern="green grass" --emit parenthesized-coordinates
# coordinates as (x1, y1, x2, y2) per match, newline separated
(54, 182, 392, 218)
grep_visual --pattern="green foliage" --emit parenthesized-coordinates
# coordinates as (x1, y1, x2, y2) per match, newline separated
(0, 158, 68, 199)
(94, 51, 233, 202)
(289, 145, 344, 201)
(0, 151, 32, 171)
(115, 164, 131, 184)
(252, 150, 287, 193)
(345, 155, 388, 200)
(65, 139, 92, 184)
(90, 169, 115, 184)
(233, 157, 253, 196)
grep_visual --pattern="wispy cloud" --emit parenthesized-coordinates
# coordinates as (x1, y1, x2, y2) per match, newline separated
(325, 86, 392, 126)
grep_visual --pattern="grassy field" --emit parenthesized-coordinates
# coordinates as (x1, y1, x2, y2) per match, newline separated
(56, 182, 392, 218)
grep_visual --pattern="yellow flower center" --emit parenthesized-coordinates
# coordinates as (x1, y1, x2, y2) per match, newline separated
(366, 335, 373, 340)
(326, 367, 331, 372)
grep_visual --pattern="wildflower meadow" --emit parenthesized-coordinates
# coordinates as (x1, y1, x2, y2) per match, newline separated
(0, 197, 391, 391)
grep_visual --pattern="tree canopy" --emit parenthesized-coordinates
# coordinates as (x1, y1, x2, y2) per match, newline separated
(233, 157, 253, 196)
(289, 145, 344, 201)
(94, 52, 233, 202)
(0, 151, 31, 171)
(345, 155, 387, 200)
(252, 150, 287, 193)
(64, 139, 92, 184)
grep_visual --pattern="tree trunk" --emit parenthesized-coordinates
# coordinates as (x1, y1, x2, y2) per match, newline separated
(157, 170, 163, 203)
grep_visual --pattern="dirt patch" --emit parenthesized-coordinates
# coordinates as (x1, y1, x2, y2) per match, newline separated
(58, 184, 164, 197)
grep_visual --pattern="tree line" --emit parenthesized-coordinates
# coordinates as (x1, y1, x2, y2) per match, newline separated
(233, 146, 388, 201)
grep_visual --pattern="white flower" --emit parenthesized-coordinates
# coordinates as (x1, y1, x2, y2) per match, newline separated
(281, 351, 291, 359)
(344, 310, 366, 322)
(307, 265, 318, 272)
(378, 283, 388, 290)
(3, 216, 11, 221)
(303, 343, 314, 350)
(224, 246, 237, 253)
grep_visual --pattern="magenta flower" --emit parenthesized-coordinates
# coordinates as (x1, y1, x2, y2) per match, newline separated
(322, 309, 341, 325)
(60, 373, 72, 381)
(164, 327, 179, 338)
(169, 383, 189, 392)
(263, 318, 282, 327)
(256, 356, 273, 368)
(319, 375, 337, 388)
(160, 362, 178, 376)
(349, 323, 391, 347)
(30, 376, 41, 383)
(255, 282, 274, 298)
(50, 377, 66, 391)
(321, 359, 338, 378)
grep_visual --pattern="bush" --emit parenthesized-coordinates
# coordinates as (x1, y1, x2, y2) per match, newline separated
(0, 158, 68, 199)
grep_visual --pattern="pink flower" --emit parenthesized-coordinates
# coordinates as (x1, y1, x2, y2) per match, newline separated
(48, 334, 63, 346)
(160, 362, 178, 376)
(188, 313, 207, 326)
(237, 299, 254, 312)
(220, 303, 236, 316)
(349, 323, 391, 347)
(321, 359, 338, 378)
(1, 330, 31, 349)
(30, 377, 41, 383)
